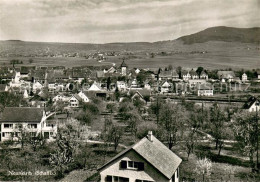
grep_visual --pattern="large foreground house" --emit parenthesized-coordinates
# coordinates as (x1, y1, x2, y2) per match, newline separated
(99, 131, 182, 182)
(0, 107, 57, 142)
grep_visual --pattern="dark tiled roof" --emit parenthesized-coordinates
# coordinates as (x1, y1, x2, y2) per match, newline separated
(189, 69, 198, 76)
(120, 60, 128, 68)
(0, 107, 44, 122)
(99, 134, 182, 179)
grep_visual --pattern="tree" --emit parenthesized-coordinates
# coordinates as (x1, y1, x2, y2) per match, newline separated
(0, 92, 24, 111)
(28, 133, 45, 152)
(232, 111, 259, 170)
(159, 103, 187, 149)
(106, 76, 111, 91)
(76, 110, 93, 125)
(143, 95, 150, 104)
(209, 102, 225, 153)
(49, 123, 79, 178)
(149, 96, 164, 124)
(106, 103, 116, 114)
(196, 67, 204, 77)
(107, 125, 123, 151)
(14, 124, 30, 149)
(176, 66, 182, 79)
(127, 110, 142, 139)
(195, 158, 212, 182)
(168, 64, 173, 71)
(29, 58, 34, 64)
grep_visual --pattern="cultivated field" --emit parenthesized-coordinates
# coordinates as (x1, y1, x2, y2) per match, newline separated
(0, 40, 259, 69)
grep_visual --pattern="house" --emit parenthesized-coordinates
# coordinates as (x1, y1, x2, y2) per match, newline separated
(130, 79, 139, 88)
(120, 61, 128, 76)
(188, 79, 207, 88)
(197, 83, 214, 96)
(189, 69, 199, 79)
(160, 81, 172, 93)
(88, 81, 102, 91)
(68, 94, 82, 108)
(130, 89, 151, 103)
(159, 70, 173, 81)
(0, 107, 57, 142)
(257, 71, 260, 80)
(99, 131, 182, 182)
(32, 81, 43, 93)
(200, 70, 208, 80)
(87, 82, 108, 99)
(181, 70, 191, 81)
(172, 70, 179, 80)
(144, 81, 151, 90)
(217, 71, 235, 82)
(104, 67, 117, 74)
(78, 91, 90, 102)
(117, 81, 127, 92)
(242, 73, 248, 82)
(243, 96, 260, 112)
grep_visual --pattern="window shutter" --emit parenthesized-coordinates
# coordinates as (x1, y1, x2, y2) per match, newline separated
(137, 162, 144, 171)
(120, 160, 127, 169)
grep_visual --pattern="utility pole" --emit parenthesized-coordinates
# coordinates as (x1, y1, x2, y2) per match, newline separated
(256, 100, 259, 170)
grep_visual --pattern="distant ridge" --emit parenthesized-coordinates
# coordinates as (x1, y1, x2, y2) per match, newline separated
(177, 26, 260, 44)
(5, 40, 23, 42)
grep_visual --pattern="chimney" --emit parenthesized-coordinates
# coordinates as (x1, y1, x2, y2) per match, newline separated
(147, 131, 153, 142)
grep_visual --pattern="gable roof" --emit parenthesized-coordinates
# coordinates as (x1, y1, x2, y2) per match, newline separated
(99, 133, 182, 179)
(243, 96, 260, 109)
(0, 107, 44, 123)
(120, 60, 128, 68)
(217, 71, 235, 78)
(88, 82, 102, 91)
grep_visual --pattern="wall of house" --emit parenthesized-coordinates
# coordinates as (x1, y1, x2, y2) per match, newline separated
(249, 102, 260, 112)
(100, 150, 171, 182)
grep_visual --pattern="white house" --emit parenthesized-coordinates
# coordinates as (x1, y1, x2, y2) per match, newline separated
(0, 107, 57, 142)
(117, 81, 127, 92)
(78, 91, 90, 102)
(130, 79, 138, 88)
(99, 131, 182, 182)
(68, 95, 82, 108)
(160, 81, 171, 93)
(33, 81, 43, 93)
(217, 71, 235, 82)
(197, 84, 214, 96)
(181, 71, 191, 81)
(243, 96, 260, 112)
(242, 73, 248, 83)
(200, 71, 208, 80)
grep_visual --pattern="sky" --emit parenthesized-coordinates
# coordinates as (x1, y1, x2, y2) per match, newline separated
(0, 0, 259, 43)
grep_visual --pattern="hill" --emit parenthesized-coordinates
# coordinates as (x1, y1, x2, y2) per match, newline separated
(177, 26, 260, 44)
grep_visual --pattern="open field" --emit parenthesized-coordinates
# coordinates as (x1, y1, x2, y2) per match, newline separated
(0, 40, 259, 69)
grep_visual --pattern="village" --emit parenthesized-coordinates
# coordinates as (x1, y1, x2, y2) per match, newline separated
(0, 58, 260, 181)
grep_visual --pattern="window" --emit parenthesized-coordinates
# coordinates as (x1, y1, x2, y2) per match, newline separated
(105, 175, 112, 182)
(120, 160, 144, 171)
(44, 132, 50, 139)
(4, 124, 13, 128)
(28, 124, 37, 129)
(2, 132, 5, 137)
